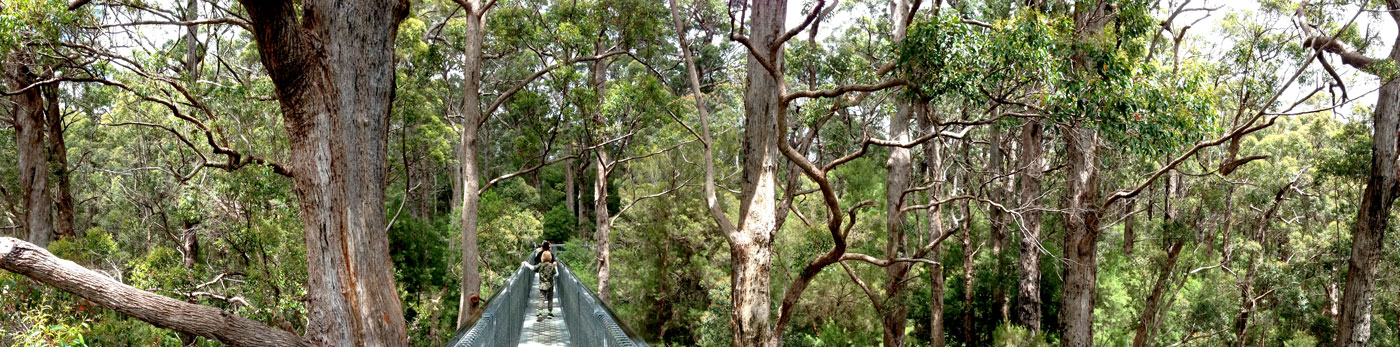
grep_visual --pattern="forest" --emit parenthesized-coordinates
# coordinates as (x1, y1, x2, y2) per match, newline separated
(0, 0, 1398, 346)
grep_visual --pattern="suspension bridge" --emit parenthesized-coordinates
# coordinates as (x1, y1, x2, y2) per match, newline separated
(448, 245, 648, 346)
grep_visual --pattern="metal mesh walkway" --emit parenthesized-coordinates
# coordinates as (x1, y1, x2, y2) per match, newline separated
(519, 275, 569, 346)
(448, 245, 648, 346)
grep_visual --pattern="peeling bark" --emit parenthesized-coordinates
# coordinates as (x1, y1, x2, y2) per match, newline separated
(6, 54, 53, 248)
(242, 0, 411, 343)
(1014, 120, 1043, 331)
(919, 104, 947, 347)
(881, 1, 913, 344)
(43, 84, 74, 240)
(1060, 124, 1101, 347)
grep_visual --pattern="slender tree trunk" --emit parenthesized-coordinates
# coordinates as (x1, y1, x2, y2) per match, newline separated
(1336, 54, 1400, 346)
(6, 55, 52, 248)
(43, 84, 74, 240)
(455, 3, 487, 328)
(988, 123, 1009, 324)
(178, 16, 207, 342)
(920, 105, 947, 347)
(565, 142, 576, 221)
(1122, 198, 1136, 255)
(594, 146, 612, 303)
(1233, 253, 1258, 347)
(1014, 120, 1043, 331)
(1130, 240, 1183, 347)
(591, 56, 614, 304)
(881, 2, 913, 345)
(577, 157, 589, 236)
(988, 127, 1006, 255)
(1060, 125, 1101, 347)
(960, 192, 974, 343)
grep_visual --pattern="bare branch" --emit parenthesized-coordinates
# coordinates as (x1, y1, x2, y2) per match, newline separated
(480, 50, 628, 123)
(774, 0, 827, 57)
(0, 237, 304, 346)
(783, 78, 905, 103)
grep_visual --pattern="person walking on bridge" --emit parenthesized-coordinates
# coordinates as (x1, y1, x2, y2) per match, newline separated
(523, 242, 557, 321)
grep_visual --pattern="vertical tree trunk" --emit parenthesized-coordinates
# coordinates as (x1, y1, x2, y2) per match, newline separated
(6, 56, 52, 248)
(243, 0, 412, 343)
(920, 105, 947, 347)
(960, 191, 974, 343)
(591, 56, 614, 304)
(988, 126, 1006, 255)
(43, 84, 74, 240)
(455, 3, 487, 328)
(565, 142, 576, 217)
(1060, 125, 1101, 347)
(1233, 254, 1258, 347)
(1130, 240, 1183, 347)
(1014, 120, 1043, 331)
(988, 124, 1009, 323)
(593, 148, 611, 304)
(881, 2, 913, 345)
(1336, 59, 1400, 346)
(1122, 198, 1136, 255)
(577, 157, 589, 237)
(1059, 2, 1111, 344)
(733, 0, 785, 344)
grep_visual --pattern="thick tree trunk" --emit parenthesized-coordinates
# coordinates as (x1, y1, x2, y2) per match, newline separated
(43, 84, 74, 240)
(243, 0, 411, 343)
(7, 56, 53, 248)
(881, 2, 913, 345)
(1, 1, 412, 344)
(1059, 2, 1111, 344)
(733, 0, 784, 344)
(1014, 120, 1043, 331)
(0, 237, 303, 346)
(455, 3, 487, 329)
(1060, 125, 1101, 347)
(1336, 50, 1400, 347)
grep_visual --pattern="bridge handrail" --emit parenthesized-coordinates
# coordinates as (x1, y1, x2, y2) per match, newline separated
(556, 262, 649, 347)
(447, 245, 649, 346)
(447, 256, 534, 346)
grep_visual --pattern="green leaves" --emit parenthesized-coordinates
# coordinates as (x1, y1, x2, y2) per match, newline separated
(899, 8, 1215, 156)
